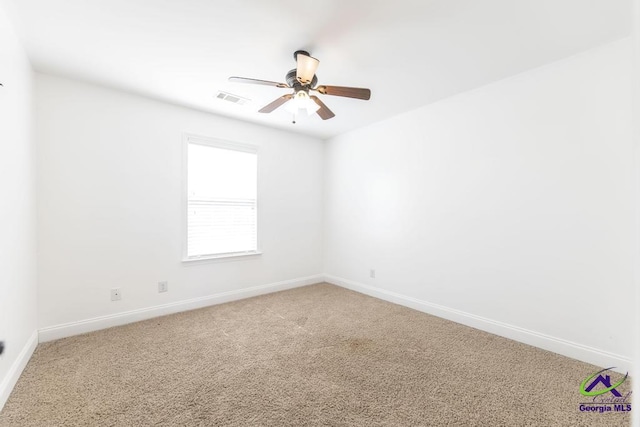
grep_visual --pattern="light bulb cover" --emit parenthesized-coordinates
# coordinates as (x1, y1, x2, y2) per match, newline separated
(285, 91, 320, 116)
(305, 97, 321, 115)
(296, 53, 319, 85)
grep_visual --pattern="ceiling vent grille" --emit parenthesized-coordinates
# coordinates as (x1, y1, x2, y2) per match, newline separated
(216, 91, 250, 106)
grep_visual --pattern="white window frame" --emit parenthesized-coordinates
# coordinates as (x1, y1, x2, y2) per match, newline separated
(182, 133, 261, 263)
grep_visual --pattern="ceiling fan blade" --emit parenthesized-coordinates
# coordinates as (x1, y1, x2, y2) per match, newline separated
(315, 85, 371, 100)
(229, 76, 289, 88)
(310, 96, 335, 120)
(258, 94, 294, 113)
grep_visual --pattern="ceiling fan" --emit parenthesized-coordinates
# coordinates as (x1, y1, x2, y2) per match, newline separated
(229, 50, 371, 122)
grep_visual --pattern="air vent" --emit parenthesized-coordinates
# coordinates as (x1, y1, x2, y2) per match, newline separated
(216, 91, 250, 106)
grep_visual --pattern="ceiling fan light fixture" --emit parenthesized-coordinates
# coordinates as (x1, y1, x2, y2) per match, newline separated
(296, 53, 319, 85)
(286, 91, 320, 116)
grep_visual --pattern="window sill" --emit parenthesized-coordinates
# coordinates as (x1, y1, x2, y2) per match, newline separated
(182, 251, 263, 264)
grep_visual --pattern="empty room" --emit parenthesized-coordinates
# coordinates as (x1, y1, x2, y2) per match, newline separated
(1, 0, 639, 425)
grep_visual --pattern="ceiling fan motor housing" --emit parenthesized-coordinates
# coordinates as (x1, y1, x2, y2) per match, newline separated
(293, 50, 310, 60)
(286, 69, 317, 91)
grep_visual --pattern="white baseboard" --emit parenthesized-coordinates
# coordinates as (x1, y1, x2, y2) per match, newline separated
(0, 330, 38, 412)
(39, 275, 324, 343)
(324, 274, 633, 374)
(35, 273, 633, 374)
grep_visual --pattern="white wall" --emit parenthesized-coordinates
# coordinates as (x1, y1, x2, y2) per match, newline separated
(324, 38, 635, 369)
(36, 74, 324, 337)
(0, 4, 38, 410)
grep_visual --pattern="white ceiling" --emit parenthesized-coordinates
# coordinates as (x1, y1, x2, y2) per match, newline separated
(3, 0, 632, 139)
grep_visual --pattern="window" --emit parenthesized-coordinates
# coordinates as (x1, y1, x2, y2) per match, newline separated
(184, 135, 258, 260)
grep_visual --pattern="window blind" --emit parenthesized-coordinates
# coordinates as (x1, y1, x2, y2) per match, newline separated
(186, 139, 257, 258)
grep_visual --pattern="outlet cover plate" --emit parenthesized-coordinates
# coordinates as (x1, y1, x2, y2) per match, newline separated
(110, 288, 122, 301)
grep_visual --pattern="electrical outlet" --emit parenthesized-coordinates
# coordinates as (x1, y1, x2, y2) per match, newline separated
(110, 288, 122, 301)
(158, 281, 168, 293)
(370, 269, 376, 278)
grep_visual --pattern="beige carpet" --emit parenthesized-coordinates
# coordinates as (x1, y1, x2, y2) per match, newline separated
(0, 283, 632, 426)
